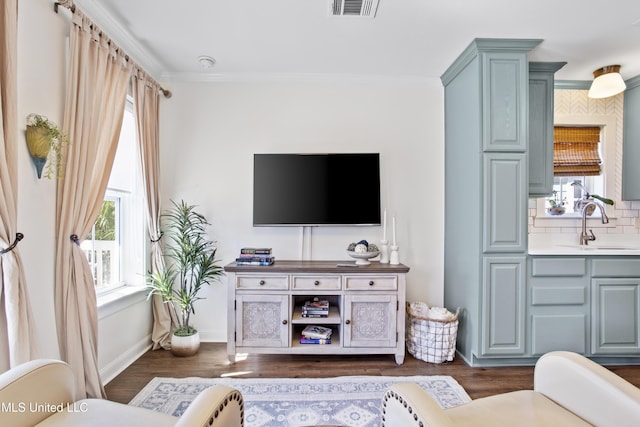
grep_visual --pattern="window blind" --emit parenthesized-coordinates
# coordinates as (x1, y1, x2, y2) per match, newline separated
(553, 126, 602, 176)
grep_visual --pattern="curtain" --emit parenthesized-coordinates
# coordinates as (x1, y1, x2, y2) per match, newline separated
(132, 69, 176, 350)
(55, 9, 131, 399)
(0, 0, 38, 372)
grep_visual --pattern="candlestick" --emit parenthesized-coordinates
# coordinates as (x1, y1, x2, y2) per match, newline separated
(380, 239, 389, 263)
(390, 245, 400, 265)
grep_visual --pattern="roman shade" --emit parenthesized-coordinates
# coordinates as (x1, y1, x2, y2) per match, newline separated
(553, 126, 602, 176)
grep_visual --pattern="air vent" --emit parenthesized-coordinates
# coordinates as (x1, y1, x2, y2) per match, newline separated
(331, 0, 380, 18)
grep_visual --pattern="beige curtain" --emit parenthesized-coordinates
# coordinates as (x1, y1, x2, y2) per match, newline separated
(55, 9, 132, 399)
(131, 69, 176, 350)
(0, 0, 38, 372)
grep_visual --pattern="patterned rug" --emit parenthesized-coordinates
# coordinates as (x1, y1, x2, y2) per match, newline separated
(129, 375, 471, 427)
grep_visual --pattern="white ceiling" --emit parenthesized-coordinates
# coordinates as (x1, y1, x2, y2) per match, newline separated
(74, 0, 640, 84)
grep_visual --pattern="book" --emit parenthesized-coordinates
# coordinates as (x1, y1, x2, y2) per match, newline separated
(235, 256, 275, 266)
(240, 247, 272, 255)
(299, 337, 332, 344)
(237, 253, 273, 259)
(301, 325, 332, 339)
(303, 299, 329, 309)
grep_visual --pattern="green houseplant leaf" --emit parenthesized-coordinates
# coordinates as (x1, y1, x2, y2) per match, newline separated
(147, 200, 225, 336)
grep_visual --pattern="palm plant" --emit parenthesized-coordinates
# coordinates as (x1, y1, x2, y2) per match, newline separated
(147, 200, 224, 336)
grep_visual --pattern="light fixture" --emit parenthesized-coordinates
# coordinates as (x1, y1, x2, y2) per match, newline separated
(197, 55, 216, 69)
(588, 65, 626, 99)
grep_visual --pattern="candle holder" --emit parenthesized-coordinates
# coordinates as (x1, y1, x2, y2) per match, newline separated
(389, 245, 400, 265)
(379, 239, 389, 263)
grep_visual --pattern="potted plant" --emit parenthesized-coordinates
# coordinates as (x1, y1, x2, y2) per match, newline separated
(25, 113, 70, 179)
(147, 200, 225, 356)
(547, 191, 566, 216)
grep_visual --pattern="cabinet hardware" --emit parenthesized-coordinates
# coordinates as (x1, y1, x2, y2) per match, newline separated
(282, 319, 288, 325)
(345, 319, 351, 325)
(369, 280, 374, 286)
(259, 280, 265, 285)
(314, 280, 320, 286)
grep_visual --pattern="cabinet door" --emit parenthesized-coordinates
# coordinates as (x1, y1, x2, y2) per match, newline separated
(343, 294, 397, 348)
(482, 52, 528, 152)
(623, 76, 640, 200)
(482, 257, 526, 355)
(236, 294, 289, 348)
(483, 154, 527, 253)
(528, 71, 554, 196)
(592, 278, 640, 354)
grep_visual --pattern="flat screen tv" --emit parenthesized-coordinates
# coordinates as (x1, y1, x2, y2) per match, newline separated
(253, 153, 381, 226)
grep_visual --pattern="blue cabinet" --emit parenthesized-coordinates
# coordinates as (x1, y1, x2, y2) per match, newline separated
(442, 39, 541, 365)
(622, 76, 640, 200)
(528, 62, 565, 196)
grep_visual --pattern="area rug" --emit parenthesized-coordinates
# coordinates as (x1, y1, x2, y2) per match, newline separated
(129, 375, 471, 427)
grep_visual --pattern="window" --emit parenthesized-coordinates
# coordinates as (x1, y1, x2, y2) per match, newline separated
(534, 115, 617, 221)
(82, 99, 146, 293)
(551, 126, 604, 215)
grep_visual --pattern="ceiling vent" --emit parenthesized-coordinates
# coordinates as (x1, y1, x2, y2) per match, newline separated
(331, 0, 380, 18)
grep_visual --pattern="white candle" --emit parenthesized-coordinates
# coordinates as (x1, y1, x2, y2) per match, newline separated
(392, 214, 397, 246)
(382, 209, 387, 241)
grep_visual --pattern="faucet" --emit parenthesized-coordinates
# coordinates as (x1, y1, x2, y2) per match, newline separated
(580, 201, 609, 245)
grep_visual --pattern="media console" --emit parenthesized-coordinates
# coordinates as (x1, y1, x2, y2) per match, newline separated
(224, 260, 410, 364)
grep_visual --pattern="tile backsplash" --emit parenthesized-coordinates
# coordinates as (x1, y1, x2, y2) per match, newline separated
(528, 89, 640, 236)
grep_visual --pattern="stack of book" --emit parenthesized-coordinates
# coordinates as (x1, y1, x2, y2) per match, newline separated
(235, 247, 274, 266)
(300, 325, 332, 344)
(301, 298, 329, 318)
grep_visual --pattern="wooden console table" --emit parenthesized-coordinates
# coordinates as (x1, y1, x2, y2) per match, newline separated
(225, 260, 410, 364)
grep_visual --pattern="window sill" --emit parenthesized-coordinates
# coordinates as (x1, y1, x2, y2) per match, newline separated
(97, 285, 148, 320)
(532, 214, 617, 229)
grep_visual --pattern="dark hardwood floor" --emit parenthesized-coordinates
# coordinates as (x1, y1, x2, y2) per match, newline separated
(105, 343, 640, 404)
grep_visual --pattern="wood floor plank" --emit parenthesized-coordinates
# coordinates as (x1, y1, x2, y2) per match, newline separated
(105, 343, 640, 404)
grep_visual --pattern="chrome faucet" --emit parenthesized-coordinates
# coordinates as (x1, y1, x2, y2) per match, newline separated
(580, 201, 609, 245)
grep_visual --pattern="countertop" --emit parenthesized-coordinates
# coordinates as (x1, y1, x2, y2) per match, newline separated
(528, 233, 640, 256)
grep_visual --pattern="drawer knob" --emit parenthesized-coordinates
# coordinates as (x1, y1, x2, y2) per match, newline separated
(314, 280, 320, 286)
(345, 319, 351, 325)
(259, 280, 265, 286)
(282, 319, 288, 325)
(369, 280, 375, 286)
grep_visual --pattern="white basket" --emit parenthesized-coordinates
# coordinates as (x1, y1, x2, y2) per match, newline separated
(406, 303, 460, 364)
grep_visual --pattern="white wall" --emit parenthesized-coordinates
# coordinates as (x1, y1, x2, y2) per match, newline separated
(160, 79, 446, 341)
(15, 0, 152, 380)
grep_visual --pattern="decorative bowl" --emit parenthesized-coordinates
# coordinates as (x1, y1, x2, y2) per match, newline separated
(347, 250, 380, 265)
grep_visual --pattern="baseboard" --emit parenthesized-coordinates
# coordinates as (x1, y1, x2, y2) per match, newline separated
(101, 335, 152, 385)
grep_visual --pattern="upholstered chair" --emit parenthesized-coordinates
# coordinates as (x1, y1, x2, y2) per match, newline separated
(381, 351, 640, 427)
(0, 359, 244, 427)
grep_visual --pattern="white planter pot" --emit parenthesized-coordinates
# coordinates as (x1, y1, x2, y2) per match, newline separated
(170, 331, 200, 357)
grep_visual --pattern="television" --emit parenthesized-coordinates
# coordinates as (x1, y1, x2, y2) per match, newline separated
(253, 153, 381, 226)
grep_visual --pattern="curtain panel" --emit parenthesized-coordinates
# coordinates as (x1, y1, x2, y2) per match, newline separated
(132, 69, 176, 349)
(0, 0, 38, 372)
(55, 9, 131, 399)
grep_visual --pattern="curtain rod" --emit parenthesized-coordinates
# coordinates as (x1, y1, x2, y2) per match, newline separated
(53, 1, 172, 99)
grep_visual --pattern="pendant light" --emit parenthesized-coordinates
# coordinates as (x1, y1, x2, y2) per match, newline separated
(588, 65, 626, 99)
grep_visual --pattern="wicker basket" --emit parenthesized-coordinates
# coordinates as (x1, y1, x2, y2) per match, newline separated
(406, 303, 460, 364)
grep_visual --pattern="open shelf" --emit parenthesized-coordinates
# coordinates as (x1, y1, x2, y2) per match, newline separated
(291, 326, 340, 349)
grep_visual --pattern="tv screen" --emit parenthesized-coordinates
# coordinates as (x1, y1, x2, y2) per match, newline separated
(253, 153, 381, 226)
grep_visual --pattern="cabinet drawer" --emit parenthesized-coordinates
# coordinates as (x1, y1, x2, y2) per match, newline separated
(236, 275, 289, 290)
(292, 275, 341, 290)
(531, 258, 586, 277)
(592, 259, 640, 277)
(344, 276, 397, 290)
(531, 287, 586, 305)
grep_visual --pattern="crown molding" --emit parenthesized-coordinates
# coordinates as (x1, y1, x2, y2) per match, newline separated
(554, 80, 591, 90)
